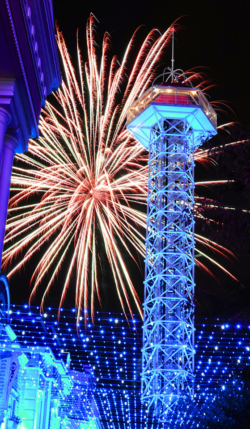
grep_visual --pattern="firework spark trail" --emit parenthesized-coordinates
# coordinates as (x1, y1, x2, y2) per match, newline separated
(2, 16, 244, 320)
(3, 16, 178, 321)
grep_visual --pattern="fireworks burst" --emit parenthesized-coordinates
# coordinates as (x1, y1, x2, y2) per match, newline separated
(2, 16, 240, 320)
(3, 16, 176, 320)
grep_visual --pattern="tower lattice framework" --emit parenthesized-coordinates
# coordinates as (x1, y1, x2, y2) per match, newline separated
(142, 118, 195, 414)
(127, 61, 217, 417)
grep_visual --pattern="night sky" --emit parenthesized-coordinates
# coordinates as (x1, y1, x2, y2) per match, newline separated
(7, 0, 250, 316)
(53, 0, 250, 124)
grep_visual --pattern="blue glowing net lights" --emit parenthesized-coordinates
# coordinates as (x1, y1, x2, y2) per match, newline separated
(1, 305, 250, 428)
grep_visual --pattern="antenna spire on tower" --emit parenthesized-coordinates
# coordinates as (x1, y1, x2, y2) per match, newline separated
(171, 27, 175, 82)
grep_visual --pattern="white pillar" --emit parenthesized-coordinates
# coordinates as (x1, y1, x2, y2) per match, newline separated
(0, 108, 11, 166)
(0, 134, 18, 267)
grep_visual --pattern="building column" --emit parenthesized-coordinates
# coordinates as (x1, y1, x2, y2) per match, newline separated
(0, 134, 18, 267)
(0, 108, 11, 166)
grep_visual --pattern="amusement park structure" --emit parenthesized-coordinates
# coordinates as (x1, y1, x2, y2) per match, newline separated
(0, 7, 248, 424)
(127, 31, 217, 416)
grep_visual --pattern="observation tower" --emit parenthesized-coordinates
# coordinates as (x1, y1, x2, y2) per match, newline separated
(126, 32, 217, 417)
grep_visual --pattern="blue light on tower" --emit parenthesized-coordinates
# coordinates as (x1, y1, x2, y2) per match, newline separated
(126, 31, 217, 416)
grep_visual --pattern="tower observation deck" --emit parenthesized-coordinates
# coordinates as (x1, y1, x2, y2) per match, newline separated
(126, 58, 217, 417)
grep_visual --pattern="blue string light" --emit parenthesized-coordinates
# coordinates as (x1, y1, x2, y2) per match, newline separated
(0, 305, 249, 427)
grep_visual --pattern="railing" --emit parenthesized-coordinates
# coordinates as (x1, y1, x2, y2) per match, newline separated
(127, 86, 217, 129)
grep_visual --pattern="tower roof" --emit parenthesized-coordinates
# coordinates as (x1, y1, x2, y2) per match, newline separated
(127, 85, 217, 150)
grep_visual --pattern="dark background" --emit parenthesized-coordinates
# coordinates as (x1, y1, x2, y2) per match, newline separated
(7, 0, 250, 317)
(53, 0, 250, 125)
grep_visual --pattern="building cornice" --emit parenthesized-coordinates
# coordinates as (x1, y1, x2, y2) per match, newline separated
(0, 0, 61, 153)
(4, 0, 39, 142)
(0, 79, 31, 153)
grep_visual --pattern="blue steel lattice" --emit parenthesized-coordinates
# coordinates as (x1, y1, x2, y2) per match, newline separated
(127, 82, 217, 417)
(142, 118, 196, 414)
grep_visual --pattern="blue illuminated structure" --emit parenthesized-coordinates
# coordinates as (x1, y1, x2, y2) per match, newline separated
(0, 0, 61, 266)
(0, 303, 250, 428)
(127, 62, 217, 414)
(0, 299, 102, 427)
